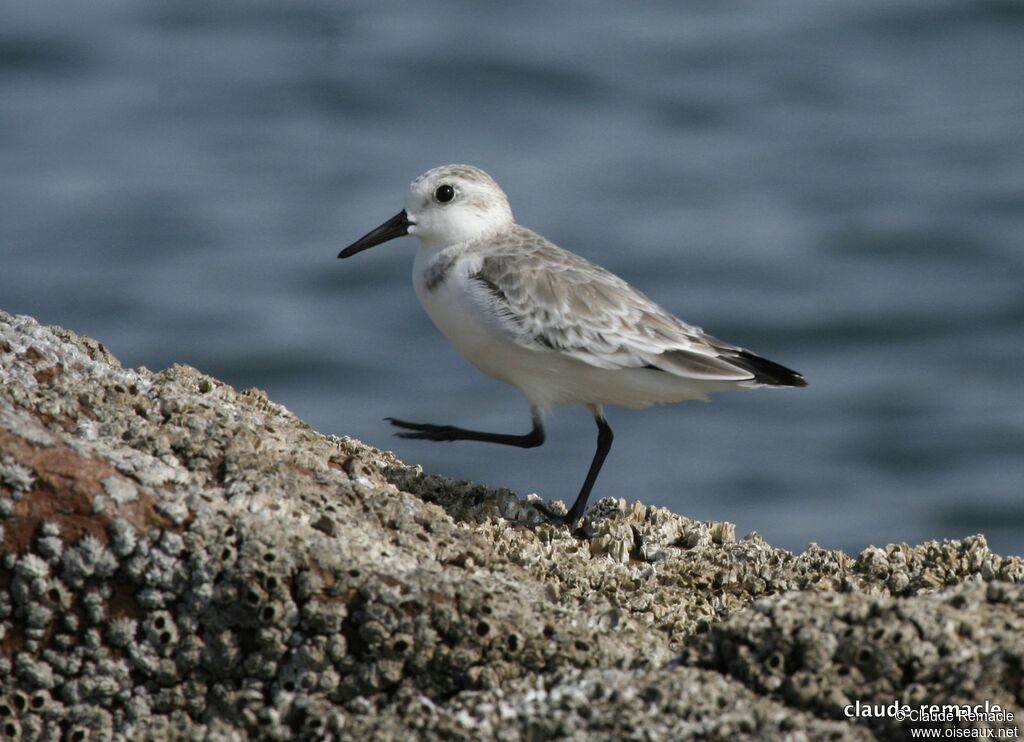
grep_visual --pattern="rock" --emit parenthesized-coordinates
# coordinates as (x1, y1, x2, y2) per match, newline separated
(0, 309, 1021, 740)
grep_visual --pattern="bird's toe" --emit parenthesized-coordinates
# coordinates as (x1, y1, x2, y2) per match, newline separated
(535, 501, 577, 526)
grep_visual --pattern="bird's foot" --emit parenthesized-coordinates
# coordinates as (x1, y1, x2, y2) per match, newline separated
(386, 417, 462, 442)
(534, 501, 583, 527)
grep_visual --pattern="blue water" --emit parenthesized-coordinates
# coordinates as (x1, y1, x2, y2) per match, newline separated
(2, 0, 1022, 555)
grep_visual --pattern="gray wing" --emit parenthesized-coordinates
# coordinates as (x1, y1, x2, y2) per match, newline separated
(467, 227, 758, 382)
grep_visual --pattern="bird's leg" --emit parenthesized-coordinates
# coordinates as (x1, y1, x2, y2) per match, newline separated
(554, 413, 614, 526)
(387, 410, 545, 448)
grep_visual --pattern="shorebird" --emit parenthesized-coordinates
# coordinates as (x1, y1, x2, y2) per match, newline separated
(338, 165, 806, 525)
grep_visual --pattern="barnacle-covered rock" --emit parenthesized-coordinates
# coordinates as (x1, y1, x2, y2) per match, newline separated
(1, 309, 1023, 740)
(682, 581, 1024, 738)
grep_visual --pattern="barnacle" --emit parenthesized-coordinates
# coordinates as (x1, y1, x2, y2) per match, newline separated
(61, 536, 118, 587)
(106, 617, 138, 648)
(107, 519, 138, 557)
(0, 456, 34, 494)
(144, 611, 179, 655)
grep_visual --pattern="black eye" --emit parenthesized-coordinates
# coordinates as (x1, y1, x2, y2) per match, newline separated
(434, 184, 455, 203)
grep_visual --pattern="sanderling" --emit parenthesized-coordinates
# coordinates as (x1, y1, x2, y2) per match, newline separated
(339, 164, 806, 526)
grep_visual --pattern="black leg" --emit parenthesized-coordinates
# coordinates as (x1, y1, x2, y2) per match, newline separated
(387, 410, 545, 448)
(559, 415, 614, 526)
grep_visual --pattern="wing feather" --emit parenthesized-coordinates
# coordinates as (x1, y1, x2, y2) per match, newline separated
(467, 226, 758, 382)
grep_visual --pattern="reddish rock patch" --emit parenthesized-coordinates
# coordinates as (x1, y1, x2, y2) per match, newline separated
(0, 427, 175, 553)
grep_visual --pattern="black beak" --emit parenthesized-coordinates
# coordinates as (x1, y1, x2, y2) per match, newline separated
(338, 210, 411, 259)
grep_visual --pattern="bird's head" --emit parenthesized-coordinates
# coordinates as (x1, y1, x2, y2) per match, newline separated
(339, 164, 514, 258)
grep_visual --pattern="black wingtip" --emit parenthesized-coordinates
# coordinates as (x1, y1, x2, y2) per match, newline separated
(731, 350, 807, 388)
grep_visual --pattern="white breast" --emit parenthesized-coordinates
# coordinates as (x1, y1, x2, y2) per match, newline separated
(413, 248, 516, 382)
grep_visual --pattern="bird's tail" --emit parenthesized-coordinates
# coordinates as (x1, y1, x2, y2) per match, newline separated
(729, 350, 807, 387)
